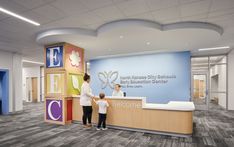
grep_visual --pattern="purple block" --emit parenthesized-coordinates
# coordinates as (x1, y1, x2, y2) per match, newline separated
(46, 99, 63, 122)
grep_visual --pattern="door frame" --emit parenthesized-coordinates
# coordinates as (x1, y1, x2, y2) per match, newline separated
(191, 72, 209, 110)
(191, 54, 228, 110)
(0, 69, 9, 115)
(31, 77, 38, 103)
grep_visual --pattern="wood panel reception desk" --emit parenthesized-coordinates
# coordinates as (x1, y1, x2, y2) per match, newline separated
(72, 96, 195, 135)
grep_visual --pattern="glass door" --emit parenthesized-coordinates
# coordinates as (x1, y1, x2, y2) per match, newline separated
(191, 57, 209, 110)
(191, 55, 227, 110)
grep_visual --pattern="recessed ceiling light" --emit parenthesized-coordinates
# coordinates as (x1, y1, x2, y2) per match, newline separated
(0, 7, 40, 26)
(198, 46, 230, 51)
(146, 42, 151, 45)
(119, 35, 123, 39)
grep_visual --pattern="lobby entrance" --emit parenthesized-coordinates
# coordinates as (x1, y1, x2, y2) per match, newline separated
(191, 55, 227, 110)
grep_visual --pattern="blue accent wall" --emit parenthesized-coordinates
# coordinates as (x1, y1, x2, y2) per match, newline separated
(0, 70, 9, 115)
(90, 51, 191, 104)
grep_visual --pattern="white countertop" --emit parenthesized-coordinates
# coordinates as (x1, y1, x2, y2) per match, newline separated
(142, 101, 195, 111)
(73, 95, 195, 111)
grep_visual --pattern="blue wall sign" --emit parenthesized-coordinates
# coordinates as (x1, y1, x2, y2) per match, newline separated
(90, 51, 191, 104)
(46, 46, 63, 68)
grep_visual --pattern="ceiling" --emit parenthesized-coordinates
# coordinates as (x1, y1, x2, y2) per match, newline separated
(0, 0, 234, 63)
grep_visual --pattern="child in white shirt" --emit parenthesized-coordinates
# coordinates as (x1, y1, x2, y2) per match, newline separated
(93, 93, 109, 130)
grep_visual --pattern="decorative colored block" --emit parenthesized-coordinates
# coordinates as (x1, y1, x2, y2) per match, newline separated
(46, 46, 63, 68)
(65, 44, 84, 73)
(46, 99, 63, 122)
(46, 73, 65, 94)
(67, 73, 83, 96)
(67, 100, 72, 121)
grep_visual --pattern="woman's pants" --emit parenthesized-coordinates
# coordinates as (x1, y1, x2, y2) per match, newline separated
(82, 106, 93, 125)
(97, 113, 107, 128)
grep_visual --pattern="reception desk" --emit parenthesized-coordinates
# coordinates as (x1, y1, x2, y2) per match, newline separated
(72, 96, 195, 136)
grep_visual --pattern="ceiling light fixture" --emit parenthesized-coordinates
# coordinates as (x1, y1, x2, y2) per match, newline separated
(0, 7, 40, 26)
(198, 46, 230, 51)
(146, 42, 151, 45)
(22, 60, 44, 65)
(119, 35, 123, 39)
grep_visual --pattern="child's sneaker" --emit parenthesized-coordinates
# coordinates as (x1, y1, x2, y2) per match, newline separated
(96, 128, 101, 131)
(102, 128, 108, 130)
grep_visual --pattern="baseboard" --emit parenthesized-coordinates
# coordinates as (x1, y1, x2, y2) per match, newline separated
(72, 120, 192, 137)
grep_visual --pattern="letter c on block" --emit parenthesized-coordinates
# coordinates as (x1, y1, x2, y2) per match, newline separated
(48, 100, 62, 121)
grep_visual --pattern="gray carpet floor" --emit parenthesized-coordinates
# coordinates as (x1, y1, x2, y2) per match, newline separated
(0, 102, 234, 147)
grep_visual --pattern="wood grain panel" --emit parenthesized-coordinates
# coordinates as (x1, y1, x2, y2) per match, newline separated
(72, 98, 193, 134)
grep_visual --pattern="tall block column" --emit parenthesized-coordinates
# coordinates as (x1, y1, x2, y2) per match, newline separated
(44, 43, 84, 125)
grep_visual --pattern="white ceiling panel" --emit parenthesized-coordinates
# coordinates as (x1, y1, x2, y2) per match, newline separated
(112, 0, 128, 3)
(92, 5, 125, 22)
(145, 0, 178, 11)
(0, 0, 27, 13)
(79, 0, 113, 10)
(210, 0, 234, 12)
(32, 4, 66, 24)
(208, 7, 234, 18)
(1, 17, 37, 34)
(208, 13, 234, 27)
(41, 16, 87, 28)
(13, 0, 55, 9)
(180, 0, 211, 17)
(151, 6, 180, 23)
(72, 12, 103, 25)
(116, 0, 149, 16)
(179, 0, 203, 4)
(51, 0, 89, 15)
(0, 13, 9, 21)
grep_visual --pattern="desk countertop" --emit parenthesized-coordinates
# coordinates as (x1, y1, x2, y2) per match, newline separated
(73, 96, 195, 111)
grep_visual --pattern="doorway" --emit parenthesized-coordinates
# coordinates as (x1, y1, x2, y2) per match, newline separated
(193, 74, 207, 105)
(191, 56, 227, 110)
(31, 77, 38, 103)
(26, 77, 38, 102)
(0, 70, 9, 115)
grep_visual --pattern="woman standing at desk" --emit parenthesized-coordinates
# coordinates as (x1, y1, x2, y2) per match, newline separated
(80, 73, 94, 128)
(112, 84, 124, 97)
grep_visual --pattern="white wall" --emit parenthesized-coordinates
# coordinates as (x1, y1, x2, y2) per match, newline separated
(13, 54, 23, 111)
(228, 49, 234, 110)
(0, 50, 23, 113)
(22, 66, 41, 102)
(41, 67, 44, 101)
(210, 57, 227, 108)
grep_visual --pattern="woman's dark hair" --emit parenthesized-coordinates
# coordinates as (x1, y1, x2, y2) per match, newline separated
(115, 84, 121, 88)
(83, 73, 90, 81)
